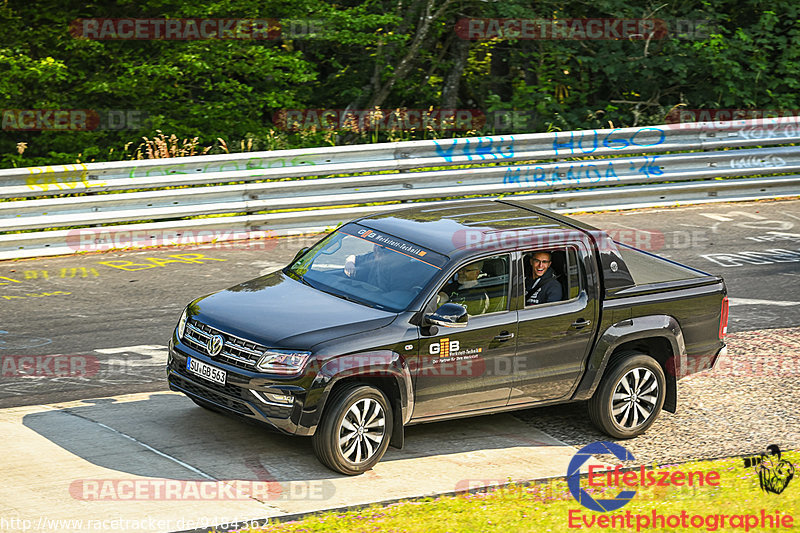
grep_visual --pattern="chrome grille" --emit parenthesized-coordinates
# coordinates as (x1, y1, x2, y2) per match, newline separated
(183, 318, 266, 369)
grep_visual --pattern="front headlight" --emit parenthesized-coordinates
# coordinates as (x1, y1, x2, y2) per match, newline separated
(177, 308, 188, 339)
(256, 349, 311, 374)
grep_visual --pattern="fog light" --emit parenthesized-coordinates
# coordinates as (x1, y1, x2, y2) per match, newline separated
(251, 390, 293, 405)
(266, 392, 293, 404)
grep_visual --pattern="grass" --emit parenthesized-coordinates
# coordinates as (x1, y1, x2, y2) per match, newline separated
(236, 453, 799, 533)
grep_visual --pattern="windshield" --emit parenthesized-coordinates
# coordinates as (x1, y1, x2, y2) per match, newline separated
(285, 224, 446, 312)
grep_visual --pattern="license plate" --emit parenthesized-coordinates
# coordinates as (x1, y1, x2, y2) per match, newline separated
(187, 357, 226, 385)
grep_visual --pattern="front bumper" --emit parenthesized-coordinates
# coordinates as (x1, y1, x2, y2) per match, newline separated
(167, 341, 309, 435)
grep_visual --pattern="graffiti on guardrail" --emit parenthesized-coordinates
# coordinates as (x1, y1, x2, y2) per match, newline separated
(502, 155, 662, 186)
(124, 154, 316, 179)
(730, 154, 787, 169)
(433, 136, 516, 162)
(504, 161, 618, 186)
(26, 163, 100, 192)
(552, 127, 666, 156)
(735, 123, 800, 140)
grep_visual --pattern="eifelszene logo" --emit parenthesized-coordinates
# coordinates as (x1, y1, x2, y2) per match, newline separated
(743, 444, 795, 495)
(568, 441, 637, 512)
(567, 441, 721, 512)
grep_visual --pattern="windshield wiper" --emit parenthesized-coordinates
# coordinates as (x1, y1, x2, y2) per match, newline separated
(327, 290, 366, 305)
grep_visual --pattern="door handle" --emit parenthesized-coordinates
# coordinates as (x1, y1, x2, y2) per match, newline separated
(494, 331, 515, 341)
(570, 319, 592, 330)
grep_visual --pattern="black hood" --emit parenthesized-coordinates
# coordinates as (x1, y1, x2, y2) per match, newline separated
(189, 271, 397, 350)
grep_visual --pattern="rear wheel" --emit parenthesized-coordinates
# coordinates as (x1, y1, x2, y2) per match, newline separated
(588, 352, 665, 439)
(312, 384, 393, 475)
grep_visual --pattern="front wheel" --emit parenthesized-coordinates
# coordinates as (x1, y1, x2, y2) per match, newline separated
(588, 353, 666, 439)
(312, 384, 393, 475)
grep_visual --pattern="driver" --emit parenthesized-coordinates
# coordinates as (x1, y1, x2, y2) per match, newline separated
(344, 244, 391, 288)
(437, 261, 490, 315)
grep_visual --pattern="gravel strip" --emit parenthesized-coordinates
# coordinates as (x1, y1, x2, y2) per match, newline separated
(513, 326, 800, 465)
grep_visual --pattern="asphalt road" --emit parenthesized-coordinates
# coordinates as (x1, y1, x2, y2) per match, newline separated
(1, 198, 799, 408)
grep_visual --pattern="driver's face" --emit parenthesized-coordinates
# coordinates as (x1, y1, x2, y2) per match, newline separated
(458, 263, 482, 281)
(531, 253, 551, 278)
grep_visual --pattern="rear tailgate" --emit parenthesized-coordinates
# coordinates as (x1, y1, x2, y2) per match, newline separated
(609, 243, 728, 377)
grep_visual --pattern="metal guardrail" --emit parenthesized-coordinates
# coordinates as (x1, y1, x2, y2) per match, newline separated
(1, 116, 799, 260)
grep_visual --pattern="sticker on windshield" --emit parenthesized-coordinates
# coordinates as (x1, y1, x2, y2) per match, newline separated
(340, 225, 447, 268)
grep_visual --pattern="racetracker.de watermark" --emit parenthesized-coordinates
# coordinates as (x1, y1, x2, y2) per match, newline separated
(66, 228, 281, 252)
(451, 227, 731, 253)
(273, 108, 486, 132)
(69, 479, 334, 501)
(1, 109, 146, 131)
(69, 18, 333, 40)
(317, 353, 527, 379)
(456, 18, 715, 40)
(666, 109, 800, 127)
(1, 355, 99, 378)
(0, 516, 279, 532)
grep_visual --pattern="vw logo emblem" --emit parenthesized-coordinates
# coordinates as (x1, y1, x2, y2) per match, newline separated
(206, 334, 224, 357)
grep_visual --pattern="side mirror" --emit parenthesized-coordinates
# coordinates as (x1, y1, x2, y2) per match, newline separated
(291, 247, 310, 264)
(425, 303, 468, 328)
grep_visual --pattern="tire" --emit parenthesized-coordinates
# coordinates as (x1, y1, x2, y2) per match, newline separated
(588, 352, 666, 439)
(312, 384, 393, 475)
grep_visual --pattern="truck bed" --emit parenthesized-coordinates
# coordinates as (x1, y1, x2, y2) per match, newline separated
(617, 243, 710, 285)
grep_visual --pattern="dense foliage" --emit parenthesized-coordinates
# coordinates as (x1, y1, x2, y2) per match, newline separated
(1, 0, 798, 168)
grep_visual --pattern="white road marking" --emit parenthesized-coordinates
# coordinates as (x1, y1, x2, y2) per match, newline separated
(94, 345, 168, 367)
(67, 410, 218, 481)
(729, 298, 800, 307)
(700, 211, 767, 222)
(251, 261, 284, 276)
(93, 345, 169, 378)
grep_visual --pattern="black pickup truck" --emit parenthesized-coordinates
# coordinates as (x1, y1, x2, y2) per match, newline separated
(167, 199, 729, 475)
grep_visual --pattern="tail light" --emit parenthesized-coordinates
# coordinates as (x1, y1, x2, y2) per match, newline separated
(719, 296, 729, 339)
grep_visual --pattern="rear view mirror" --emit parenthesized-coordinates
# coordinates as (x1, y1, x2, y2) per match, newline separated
(425, 303, 468, 328)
